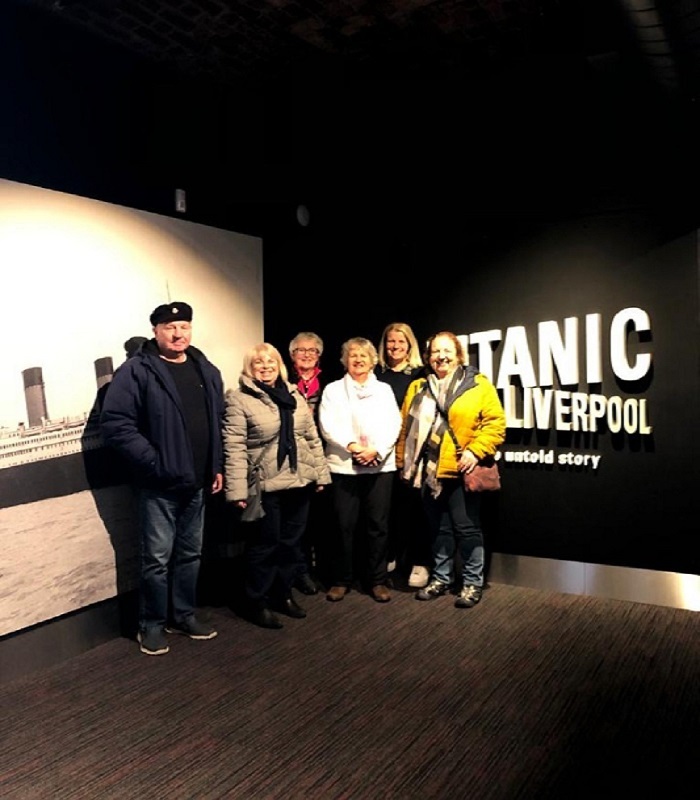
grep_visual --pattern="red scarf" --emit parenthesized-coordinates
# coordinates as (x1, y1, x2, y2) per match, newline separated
(296, 367, 321, 401)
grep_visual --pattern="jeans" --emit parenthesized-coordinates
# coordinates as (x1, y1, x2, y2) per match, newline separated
(245, 486, 312, 605)
(137, 487, 205, 630)
(421, 479, 484, 587)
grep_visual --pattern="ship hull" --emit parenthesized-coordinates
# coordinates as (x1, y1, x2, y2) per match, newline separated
(0, 447, 128, 509)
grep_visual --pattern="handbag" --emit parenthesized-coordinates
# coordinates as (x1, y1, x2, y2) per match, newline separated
(240, 439, 275, 522)
(241, 466, 265, 522)
(462, 455, 501, 492)
(443, 420, 501, 493)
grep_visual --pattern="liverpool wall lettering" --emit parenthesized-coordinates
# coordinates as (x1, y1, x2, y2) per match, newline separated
(461, 306, 652, 436)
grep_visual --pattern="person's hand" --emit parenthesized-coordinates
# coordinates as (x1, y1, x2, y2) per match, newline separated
(235, 499, 247, 509)
(211, 473, 224, 493)
(353, 447, 379, 467)
(459, 450, 478, 474)
(315, 485, 325, 493)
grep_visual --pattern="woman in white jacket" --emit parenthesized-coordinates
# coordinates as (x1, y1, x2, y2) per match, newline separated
(319, 337, 402, 603)
(224, 343, 330, 629)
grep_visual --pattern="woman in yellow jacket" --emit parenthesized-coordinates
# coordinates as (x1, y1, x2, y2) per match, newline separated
(397, 331, 506, 608)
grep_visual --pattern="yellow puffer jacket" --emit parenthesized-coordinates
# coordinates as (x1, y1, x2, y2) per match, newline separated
(396, 371, 506, 479)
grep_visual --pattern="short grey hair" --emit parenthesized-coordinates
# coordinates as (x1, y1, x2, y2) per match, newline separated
(340, 337, 378, 370)
(289, 331, 324, 357)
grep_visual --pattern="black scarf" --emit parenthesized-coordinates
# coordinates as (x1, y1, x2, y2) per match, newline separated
(255, 378, 298, 470)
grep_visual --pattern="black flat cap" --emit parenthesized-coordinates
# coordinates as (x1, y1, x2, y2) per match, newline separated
(149, 302, 193, 326)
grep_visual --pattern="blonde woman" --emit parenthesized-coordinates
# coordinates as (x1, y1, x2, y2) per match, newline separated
(224, 343, 330, 629)
(376, 322, 431, 588)
(376, 321, 425, 406)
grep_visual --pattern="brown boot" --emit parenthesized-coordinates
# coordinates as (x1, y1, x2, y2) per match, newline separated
(326, 585, 349, 602)
(371, 585, 391, 603)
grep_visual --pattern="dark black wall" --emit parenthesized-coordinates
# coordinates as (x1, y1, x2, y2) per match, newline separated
(436, 212, 698, 573)
(262, 200, 700, 575)
(0, 2, 273, 233)
(2, 2, 699, 578)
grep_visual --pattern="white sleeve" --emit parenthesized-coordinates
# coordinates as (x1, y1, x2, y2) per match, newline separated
(319, 382, 355, 450)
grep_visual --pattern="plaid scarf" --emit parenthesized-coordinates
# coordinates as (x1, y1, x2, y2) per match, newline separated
(401, 366, 477, 498)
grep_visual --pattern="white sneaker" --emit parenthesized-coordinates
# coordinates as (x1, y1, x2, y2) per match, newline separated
(408, 565, 430, 588)
(387, 560, 397, 573)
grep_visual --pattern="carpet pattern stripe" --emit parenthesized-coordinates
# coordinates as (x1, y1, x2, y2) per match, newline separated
(1, 583, 699, 798)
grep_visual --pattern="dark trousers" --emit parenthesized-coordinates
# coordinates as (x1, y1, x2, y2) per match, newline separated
(245, 486, 312, 605)
(294, 487, 333, 581)
(330, 471, 393, 587)
(387, 473, 432, 574)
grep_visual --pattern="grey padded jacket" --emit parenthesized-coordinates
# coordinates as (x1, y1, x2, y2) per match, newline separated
(223, 374, 331, 503)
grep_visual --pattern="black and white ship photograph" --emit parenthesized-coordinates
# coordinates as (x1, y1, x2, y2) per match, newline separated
(0, 178, 263, 636)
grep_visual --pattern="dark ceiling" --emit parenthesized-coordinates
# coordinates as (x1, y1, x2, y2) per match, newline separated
(14, 0, 690, 90)
(10, 0, 700, 223)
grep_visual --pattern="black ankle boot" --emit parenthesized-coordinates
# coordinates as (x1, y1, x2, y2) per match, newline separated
(294, 573, 318, 595)
(251, 606, 283, 629)
(276, 596, 307, 619)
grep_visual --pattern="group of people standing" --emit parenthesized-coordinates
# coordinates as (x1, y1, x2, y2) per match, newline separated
(100, 302, 506, 655)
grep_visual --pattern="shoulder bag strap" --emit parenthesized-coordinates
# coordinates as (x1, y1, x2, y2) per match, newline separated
(250, 438, 276, 472)
(442, 418, 462, 455)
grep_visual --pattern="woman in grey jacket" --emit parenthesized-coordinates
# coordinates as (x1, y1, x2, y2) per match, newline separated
(224, 343, 331, 629)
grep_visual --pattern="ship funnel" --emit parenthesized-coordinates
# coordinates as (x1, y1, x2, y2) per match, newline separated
(94, 357, 114, 390)
(22, 367, 48, 428)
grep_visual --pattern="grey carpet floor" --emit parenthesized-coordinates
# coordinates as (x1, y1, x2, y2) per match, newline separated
(1, 582, 699, 799)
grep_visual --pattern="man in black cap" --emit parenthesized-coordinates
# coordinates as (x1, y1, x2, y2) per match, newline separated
(101, 301, 224, 655)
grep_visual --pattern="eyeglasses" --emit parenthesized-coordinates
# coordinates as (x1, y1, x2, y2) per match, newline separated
(294, 348, 320, 355)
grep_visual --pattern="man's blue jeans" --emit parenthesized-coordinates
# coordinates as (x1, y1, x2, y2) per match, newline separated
(137, 487, 205, 631)
(421, 479, 484, 588)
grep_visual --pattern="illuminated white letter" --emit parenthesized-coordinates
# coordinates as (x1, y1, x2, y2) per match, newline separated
(554, 391, 572, 431)
(531, 388, 553, 429)
(588, 394, 607, 432)
(570, 392, 589, 432)
(610, 307, 652, 381)
(467, 329, 501, 382)
(607, 396, 623, 433)
(496, 326, 537, 389)
(623, 399, 638, 434)
(503, 385, 523, 429)
(538, 317, 579, 387)
(585, 313, 602, 384)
